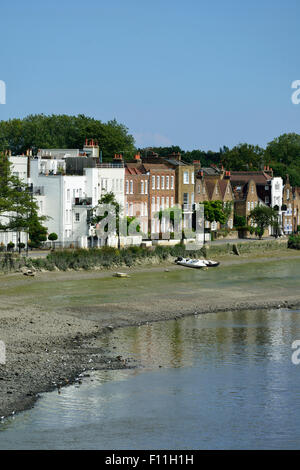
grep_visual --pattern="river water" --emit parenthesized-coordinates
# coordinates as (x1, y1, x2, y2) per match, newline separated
(1, 307, 300, 449)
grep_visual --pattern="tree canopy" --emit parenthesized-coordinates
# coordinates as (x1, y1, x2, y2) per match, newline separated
(249, 205, 278, 239)
(0, 153, 48, 246)
(0, 114, 136, 161)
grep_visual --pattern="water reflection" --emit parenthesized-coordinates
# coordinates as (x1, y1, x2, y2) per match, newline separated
(102, 309, 300, 370)
(1, 308, 300, 449)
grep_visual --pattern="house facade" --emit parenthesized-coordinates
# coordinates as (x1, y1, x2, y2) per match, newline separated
(282, 175, 300, 234)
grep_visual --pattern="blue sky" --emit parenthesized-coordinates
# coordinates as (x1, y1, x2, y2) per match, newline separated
(1, 0, 300, 150)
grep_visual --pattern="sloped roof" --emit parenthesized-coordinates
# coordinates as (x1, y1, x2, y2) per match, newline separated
(202, 167, 222, 176)
(125, 162, 147, 175)
(219, 179, 231, 198)
(205, 180, 216, 199)
(230, 171, 271, 185)
(143, 163, 172, 171)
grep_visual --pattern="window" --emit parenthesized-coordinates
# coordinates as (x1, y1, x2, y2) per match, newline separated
(183, 193, 189, 204)
(75, 213, 80, 222)
(171, 176, 174, 189)
(141, 181, 144, 194)
(161, 197, 164, 209)
(152, 175, 155, 190)
(191, 172, 194, 184)
(144, 202, 148, 216)
(129, 203, 133, 216)
(183, 171, 189, 184)
(287, 189, 290, 200)
(126, 203, 129, 216)
(251, 201, 254, 209)
(161, 176, 165, 189)
(166, 176, 169, 189)
(248, 202, 250, 211)
(144, 180, 148, 194)
(166, 197, 169, 207)
(157, 197, 160, 211)
(126, 180, 129, 194)
(79, 188, 82, 197)
(171, 197, 174, 206)
(251, 185, 254, 194)
(265, 196, 269, 204)
(151, 197, 155, 212)
(157, 176, 160, 190)
(130, 180, 133, 194)
(67, 189, 70, 202)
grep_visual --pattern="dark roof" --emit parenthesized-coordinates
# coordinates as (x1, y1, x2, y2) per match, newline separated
(230, 171, 271, 185)
(165, 158, 189, 167)
(204, 181, 216, 199)
(201, 167, 222, 176)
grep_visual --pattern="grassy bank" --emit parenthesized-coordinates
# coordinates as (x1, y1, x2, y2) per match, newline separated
(0, 239, 290, 274)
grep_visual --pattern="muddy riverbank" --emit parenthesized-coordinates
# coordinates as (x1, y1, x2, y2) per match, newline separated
(1, 249, 300, 418)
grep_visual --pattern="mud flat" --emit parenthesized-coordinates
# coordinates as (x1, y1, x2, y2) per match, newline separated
(1, 250, 300, 418)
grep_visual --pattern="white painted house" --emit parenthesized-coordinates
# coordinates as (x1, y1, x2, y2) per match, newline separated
(29, 153, 126, 248)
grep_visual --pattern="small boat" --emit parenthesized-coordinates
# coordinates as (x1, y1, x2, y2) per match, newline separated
(23, 269, 35, 277)
(175, 257, 220, 269)
(113, 272, 130, 278)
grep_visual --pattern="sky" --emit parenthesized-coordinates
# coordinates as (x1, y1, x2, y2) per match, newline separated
(1, 0, 300, 151)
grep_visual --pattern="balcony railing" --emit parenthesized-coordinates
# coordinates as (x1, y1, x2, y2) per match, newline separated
(96, 162, 124, 168)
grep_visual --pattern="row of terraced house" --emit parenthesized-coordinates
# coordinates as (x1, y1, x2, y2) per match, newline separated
(1, 141, 299, 248)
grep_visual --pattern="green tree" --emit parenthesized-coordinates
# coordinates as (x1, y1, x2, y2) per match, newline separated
(0, 114, 136, 161)
(203, 200, 227, 225)
(249, 205, 278, 239)
(48, 232, 58, 249)
(265, 133, 300, 186)
(92, 192, 123, 248)
(220, 143, 265, 171)
(0, 153, 47, 251)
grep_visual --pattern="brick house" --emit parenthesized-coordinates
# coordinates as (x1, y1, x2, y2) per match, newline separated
(282, 175, 300, 234)
(230, 178, 274, 236)
(194, 167, 234, 231)
(230, 170, 273, 206)
(125, 155, 149, 236)
(142, 162, 176, 235)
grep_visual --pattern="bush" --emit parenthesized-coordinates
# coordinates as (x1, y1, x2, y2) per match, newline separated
(288, 234, 300, 250)
(7, 242, 15, 251)
(234, 214, 247, 229)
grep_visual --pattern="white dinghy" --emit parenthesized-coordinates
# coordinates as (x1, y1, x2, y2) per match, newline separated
(175, 257, 220, 269)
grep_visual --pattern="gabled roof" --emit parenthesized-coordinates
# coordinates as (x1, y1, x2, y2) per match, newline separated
(204, 180, 216, 199)
(125, 162, 147, 175)
(219, 179, 231, 198)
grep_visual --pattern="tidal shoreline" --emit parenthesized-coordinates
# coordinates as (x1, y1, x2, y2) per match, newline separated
(1, 249, 300, 419)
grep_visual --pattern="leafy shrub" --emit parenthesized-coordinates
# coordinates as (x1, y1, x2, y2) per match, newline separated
(288, 234, 300, 250)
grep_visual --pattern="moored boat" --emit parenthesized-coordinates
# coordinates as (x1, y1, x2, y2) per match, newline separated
(174, 257, 220, 269)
